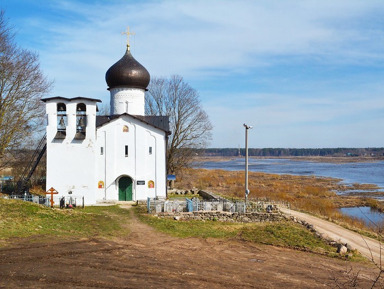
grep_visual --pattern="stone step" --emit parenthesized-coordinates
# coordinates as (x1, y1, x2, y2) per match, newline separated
(116, 201, 137, 205)
(96, 199, 118, 205)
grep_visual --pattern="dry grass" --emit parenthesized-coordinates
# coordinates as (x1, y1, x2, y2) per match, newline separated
(176, 168, 381, 231)
(29, 185, 46, 196)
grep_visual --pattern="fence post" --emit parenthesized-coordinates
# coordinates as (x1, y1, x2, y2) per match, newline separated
(186, 198, 193, 212)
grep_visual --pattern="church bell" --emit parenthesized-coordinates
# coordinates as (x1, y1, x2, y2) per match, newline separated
(78, 117, 85, 128)
(59, 116, 65, 127)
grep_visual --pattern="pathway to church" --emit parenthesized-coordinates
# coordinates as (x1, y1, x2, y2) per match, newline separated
(280, 208, 383, 265)
(0, 205, 382, 288)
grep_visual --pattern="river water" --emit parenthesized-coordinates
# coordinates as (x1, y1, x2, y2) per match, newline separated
(339, 207, 383, 228)
(198, 158, 384, 225)
(199, 158, 384, 191)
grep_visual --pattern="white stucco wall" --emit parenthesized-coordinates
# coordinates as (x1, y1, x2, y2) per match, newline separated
(45, 98, 167, 205)
(110, 87, 145, 115)
(45, 98, 98, 205)
(96, 115, 167, 202)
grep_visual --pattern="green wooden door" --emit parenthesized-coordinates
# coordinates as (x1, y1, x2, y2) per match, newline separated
(119, 177, 133, 201)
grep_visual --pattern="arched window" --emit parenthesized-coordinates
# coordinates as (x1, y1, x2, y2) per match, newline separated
(55, 103, 67, 139)
(75, 103, 86, 140)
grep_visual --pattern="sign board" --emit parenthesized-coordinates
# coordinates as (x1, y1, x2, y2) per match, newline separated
(167, 174, 176, 181)
(137, 180, 145, 185)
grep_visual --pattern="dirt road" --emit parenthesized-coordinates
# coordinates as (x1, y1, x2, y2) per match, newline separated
(0, 207, 381, 288)
(280, 208, 383, 265)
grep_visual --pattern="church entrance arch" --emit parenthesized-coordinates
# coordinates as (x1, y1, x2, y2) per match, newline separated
(118, 176, 133, 201)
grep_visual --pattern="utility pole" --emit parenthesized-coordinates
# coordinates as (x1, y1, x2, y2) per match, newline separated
(243, 124, 253, 210)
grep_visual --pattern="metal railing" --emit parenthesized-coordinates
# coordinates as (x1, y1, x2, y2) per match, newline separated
(6, 194, 48, 206)
(147, 197, 289, 214)
(2, 194, 84, 208)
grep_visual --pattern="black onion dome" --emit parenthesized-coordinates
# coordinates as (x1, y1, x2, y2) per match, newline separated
(105, 47, 150, 90)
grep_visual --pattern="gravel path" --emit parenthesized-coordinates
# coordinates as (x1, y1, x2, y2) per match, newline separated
(280, 208, 383, 265)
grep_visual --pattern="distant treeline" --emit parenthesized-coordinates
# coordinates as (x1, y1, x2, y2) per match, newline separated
(199, 148, 384, 157)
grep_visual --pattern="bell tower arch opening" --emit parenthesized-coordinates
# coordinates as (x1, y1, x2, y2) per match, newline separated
(55, 102, 67, 139)
(75, 103, 86, 140)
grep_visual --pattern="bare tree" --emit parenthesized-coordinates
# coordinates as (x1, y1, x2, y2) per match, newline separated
(96, 103, 110, 116)
(0, 11, 51, 168)
(146, 75, 212, 174)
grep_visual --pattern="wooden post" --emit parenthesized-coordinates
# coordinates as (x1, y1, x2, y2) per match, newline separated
(46, 187, 59, 208)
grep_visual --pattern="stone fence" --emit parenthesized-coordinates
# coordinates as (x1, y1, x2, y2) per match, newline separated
(147, 198, 258, 214)
(155, 211, 285, 223)
(147, 197, 288, 214)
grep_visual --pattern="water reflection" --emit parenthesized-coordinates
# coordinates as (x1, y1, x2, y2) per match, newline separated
(340, 207, 384, 227)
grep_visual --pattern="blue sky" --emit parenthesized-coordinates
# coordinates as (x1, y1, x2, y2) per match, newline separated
(1, 0, 384, 148)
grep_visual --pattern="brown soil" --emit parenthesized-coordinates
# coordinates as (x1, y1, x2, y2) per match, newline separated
(0, 206, 381, 288)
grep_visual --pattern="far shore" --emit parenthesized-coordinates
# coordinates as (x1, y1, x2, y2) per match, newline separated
(188, 156, 384, 209)
(194, 155, 384, 164)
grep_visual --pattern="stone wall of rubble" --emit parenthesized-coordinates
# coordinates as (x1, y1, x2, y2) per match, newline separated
(155, 211, 285, 223)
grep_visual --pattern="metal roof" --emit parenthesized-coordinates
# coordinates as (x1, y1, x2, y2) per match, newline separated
(105, 48, 150, 91)
(41, 96, 102, 103)
(96, 114, 170, 134)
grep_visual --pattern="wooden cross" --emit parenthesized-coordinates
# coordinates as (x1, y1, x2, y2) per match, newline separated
(121, 26, 135, 49)
(46, 187, 59, 208)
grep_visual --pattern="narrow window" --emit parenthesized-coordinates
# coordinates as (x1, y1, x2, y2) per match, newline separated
(125, 145, 128, 157)
(100, 147, 104, 155)
(149, 146, 152, 155)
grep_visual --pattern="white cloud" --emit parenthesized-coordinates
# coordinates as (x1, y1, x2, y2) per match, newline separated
(206, 88, 384, 147)
(20, 0, 384, 80)
(6, 0, 384, 147)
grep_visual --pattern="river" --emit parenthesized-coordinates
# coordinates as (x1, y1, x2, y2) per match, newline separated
(198, 158, 384, 226)
(199, 158, 384, 192)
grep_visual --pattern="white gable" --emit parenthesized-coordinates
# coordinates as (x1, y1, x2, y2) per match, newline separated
(95, 115, 167, 202)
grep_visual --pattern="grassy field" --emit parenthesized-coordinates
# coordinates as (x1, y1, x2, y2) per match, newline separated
(135, 206, 350, 258)
(0, 199, 341, 256)
(0, 198, 131, 244)
(0, 198, 367, 261)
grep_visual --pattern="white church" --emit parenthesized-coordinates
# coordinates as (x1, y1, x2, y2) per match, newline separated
(42, 43, 169, 205)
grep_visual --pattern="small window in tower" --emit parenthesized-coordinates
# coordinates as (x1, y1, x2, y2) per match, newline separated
(100, 147, 104, 155)
(149, 146, 152, 155)
(125, 145, 128, 157)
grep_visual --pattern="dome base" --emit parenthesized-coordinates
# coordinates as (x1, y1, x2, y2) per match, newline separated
(110, 87, 145, 116)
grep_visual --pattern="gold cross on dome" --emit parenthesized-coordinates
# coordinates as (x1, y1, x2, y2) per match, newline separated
(122, 26, 135, 49)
